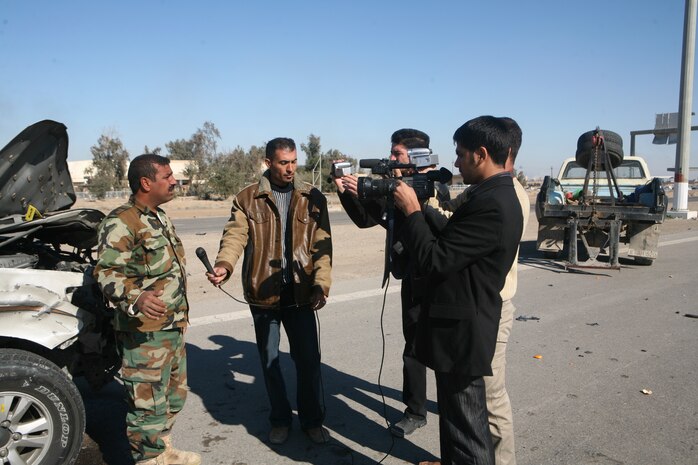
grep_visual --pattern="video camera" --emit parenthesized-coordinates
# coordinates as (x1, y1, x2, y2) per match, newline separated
(357, 149, 451, 200)
(331, 161, 353, 177)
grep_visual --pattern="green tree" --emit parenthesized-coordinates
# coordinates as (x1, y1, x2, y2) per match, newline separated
(143, 145, 162, 155)
(165, 139, 195, 160)
(207, 145, 266, 197)
(165, 121, 221, 196)
(86, 134, 130, 199)
(515, 168, 528, 187)
(301, 134, 322, 172)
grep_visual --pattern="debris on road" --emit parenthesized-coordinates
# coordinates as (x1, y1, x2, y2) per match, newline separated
(641, 388, 653, 395)
(516, 315, 541, 321)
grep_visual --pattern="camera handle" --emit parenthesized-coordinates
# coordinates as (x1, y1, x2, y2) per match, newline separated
(382, 196, 396, 288)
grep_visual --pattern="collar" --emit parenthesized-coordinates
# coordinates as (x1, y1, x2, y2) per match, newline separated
(257, 170, 312, 196)
(129, 195, 163, 217)
(466, 171, 513, 197)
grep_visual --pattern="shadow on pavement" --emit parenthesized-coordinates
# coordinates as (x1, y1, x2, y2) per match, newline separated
(76, 376, 134, 465)
(186, 333, 438, 465)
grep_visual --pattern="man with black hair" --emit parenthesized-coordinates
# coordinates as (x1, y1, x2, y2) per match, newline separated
(433, 117, 528, 465)
(393, 116, 524, 465)
(207, 137, 332, 446)
(95, 154, 200, 465)
(333, 128, 448, 437)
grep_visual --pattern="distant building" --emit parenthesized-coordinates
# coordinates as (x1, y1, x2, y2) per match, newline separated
(67, 159, 195, 190)
(67, 160, 94, 189)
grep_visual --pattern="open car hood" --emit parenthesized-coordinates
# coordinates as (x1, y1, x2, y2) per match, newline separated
(0, 120, 76, 217)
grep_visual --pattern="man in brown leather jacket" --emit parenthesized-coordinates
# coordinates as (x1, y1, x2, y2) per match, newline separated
(207, 137, 332, 446)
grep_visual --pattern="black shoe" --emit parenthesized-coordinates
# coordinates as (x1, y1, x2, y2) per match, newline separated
(390, 414, 427, 437)
(305, 426, 330, 444)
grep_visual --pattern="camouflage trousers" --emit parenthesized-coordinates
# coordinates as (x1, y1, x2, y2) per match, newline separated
(117, 328, 188, 461)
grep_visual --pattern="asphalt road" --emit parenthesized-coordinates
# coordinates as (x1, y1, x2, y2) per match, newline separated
(78, 219, 698, 465)
(170, 209, 359, 236)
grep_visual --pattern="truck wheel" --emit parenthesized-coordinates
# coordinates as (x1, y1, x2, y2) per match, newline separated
(575, 129, 624, 169)
(634, 257, 654, 266)
(0, 349, 85, 465)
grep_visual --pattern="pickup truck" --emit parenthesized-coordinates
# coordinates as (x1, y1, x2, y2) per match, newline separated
(535, 133, 667, 267)
(554, 156, 653, 198)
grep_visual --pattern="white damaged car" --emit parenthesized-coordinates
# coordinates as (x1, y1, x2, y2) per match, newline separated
(0, 120, 119, 465)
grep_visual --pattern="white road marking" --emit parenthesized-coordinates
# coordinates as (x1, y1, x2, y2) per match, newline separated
(189, 283, 400, 328)
(190, 233, 698, 328)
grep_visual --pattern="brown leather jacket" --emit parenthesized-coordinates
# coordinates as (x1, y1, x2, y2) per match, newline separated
(214, 172, 332, 308)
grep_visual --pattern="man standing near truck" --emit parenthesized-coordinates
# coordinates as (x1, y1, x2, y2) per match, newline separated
(333, 128, 449, 438)
(393, 115, 524, 464)
(436, 117, 529, 465)
(95, 154, 200, 465)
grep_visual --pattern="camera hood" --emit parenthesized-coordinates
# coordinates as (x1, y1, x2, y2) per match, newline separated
(408, 148, 439, 168)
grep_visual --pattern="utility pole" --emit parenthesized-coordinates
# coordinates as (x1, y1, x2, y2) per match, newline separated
(312, 157, 323, 192)
(669, 0, 698, 219)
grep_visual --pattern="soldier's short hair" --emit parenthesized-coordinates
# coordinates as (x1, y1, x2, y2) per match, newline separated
(128, 154, 171, 194)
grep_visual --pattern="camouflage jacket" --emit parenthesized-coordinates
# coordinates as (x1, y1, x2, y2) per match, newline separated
(94, 196, 188, 332)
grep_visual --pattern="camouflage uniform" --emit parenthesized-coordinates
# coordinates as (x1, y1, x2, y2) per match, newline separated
(95, 196, 189, 461)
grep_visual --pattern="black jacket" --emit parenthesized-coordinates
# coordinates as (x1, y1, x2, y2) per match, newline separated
(401, 173, 523, 376)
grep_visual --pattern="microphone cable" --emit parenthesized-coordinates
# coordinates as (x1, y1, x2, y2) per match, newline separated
(374, 273, 396, 464)
(197, 246, 398, 464)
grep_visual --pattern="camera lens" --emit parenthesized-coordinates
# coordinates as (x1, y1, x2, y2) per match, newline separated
(357, 177, 397, 200)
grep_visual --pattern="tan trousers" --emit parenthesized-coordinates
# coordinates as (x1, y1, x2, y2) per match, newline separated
(484, 299, 516, 465)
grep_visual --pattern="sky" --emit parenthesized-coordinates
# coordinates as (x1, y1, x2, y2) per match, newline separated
(1, 0, 696, 179)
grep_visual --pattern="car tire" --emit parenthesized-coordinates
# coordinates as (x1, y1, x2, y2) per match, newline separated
(575, 129, 624, 169)
(0, 348, 85, 465)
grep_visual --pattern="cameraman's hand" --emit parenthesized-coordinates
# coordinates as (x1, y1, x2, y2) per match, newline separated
(341, 175, 359, 198)
(333, 175, 346, 193)
(394, 181, 421, 216)
(207, 266, 229, 286)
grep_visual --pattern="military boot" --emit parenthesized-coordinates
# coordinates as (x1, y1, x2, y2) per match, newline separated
(135, 454, 165, 465)
(161, 433, 202, 465)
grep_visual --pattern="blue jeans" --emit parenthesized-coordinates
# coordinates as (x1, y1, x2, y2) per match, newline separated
(250, 291, 323, 430)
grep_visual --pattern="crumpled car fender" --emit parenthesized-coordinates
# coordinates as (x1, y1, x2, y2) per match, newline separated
(0, 268, 96, 350)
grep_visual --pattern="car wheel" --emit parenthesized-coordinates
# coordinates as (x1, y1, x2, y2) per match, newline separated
(575, 129, 624, 169)
(0, 349, 85, 465)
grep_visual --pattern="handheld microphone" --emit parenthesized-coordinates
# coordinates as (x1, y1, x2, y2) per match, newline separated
(195, 247, 215, 274)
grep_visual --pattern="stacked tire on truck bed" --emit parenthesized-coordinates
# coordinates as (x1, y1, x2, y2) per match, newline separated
(535, 128, 667, 268)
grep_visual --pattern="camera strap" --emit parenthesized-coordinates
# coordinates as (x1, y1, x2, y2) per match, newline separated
(382, 197, 395, 288)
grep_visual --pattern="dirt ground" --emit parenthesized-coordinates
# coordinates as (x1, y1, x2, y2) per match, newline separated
(74, 191, 697, 302)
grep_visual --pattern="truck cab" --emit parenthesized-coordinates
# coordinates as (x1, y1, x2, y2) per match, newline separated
(557, 156, 651, 198)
